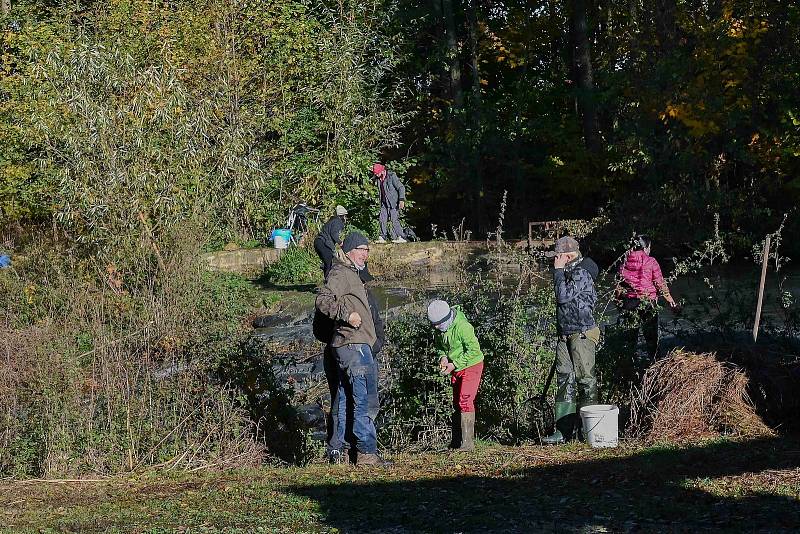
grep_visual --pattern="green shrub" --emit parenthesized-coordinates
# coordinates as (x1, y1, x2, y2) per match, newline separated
(264, 246, 322, 286)
(213, 335, 321, 466)
(0, 233, 266, 477)
(198, 271, 262, 327)
(379, 272, 557, 449)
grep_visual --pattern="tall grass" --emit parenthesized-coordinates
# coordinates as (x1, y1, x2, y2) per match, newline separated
(0, 230, 265, 477)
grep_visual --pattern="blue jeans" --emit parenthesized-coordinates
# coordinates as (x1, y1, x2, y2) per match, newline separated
(333, 343, 379, 454)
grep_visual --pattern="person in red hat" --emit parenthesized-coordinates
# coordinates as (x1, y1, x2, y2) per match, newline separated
(371, 163, 407, 243)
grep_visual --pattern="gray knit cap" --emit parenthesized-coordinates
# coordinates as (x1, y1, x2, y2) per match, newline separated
(342, 231, 369, 253)
(335, 205, 348, 216)
(427, 300, 452, 325)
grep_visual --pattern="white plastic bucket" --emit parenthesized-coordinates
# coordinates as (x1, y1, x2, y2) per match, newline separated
(271, 229, 292, 249)
(579, 404, 619, 448)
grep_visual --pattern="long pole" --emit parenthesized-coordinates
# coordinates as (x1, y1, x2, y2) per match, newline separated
(753, 236, 771, 343)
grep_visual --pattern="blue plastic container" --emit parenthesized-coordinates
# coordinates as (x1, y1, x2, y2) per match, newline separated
(270, 229, 292, 249)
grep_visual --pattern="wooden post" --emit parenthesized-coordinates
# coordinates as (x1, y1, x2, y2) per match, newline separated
(528, 221, 533, 250)
(752, 236, 771, 343)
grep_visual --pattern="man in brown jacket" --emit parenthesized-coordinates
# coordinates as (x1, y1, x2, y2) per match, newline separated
(316, 232, 391, 467)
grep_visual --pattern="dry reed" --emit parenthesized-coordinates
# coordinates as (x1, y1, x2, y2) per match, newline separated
(629, 349, 774, 443)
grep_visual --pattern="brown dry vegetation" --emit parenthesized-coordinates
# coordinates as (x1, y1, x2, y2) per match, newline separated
(0, 236, 266, 477)
(629, 350, 775, 443)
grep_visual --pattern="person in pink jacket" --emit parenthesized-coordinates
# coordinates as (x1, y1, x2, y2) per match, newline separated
(617, 235, 677, 360)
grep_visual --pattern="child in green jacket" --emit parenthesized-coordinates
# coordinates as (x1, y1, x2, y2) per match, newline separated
(427, 300, 484, 451)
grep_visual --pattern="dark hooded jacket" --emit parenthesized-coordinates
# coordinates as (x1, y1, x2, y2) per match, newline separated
(316, 215, 346, 251)
(374, 170, 406, 208)
(553, 255, 599, 336)
(359, 265, 385, 356)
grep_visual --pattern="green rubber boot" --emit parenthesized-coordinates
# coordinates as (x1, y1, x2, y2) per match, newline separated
(576, 383, 599, 442)
(541, 428, 564, 445)
(457, 412, 476, 451)
(542, 401, 576, 445)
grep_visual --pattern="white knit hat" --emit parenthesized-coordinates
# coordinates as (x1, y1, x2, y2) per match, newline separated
(427, 300, 452, 325)
(335, 205, 348, 216)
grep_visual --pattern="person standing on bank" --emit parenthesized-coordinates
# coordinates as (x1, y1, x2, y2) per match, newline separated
(427, 300, 484, 452)
(542, 237, 601, 445)
(314, 205, 348, 278)
(315, 232, 392, 467)
(371, 163, 407, 244)
(617, 235, 677, 361)
(318, 258, 385, 465)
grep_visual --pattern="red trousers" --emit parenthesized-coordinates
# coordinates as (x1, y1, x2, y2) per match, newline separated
(451, 361, 484, 413)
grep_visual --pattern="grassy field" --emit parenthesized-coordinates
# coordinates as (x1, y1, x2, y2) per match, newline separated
(2, 437, 799, 533)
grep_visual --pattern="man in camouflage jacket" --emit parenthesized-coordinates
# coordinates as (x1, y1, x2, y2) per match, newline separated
(543, 236, 601, 444)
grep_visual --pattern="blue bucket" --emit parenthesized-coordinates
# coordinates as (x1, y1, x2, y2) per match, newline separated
(270, 229, 292, 249)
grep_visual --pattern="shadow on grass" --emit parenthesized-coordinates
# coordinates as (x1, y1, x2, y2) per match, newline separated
(291, 437, 800, 533)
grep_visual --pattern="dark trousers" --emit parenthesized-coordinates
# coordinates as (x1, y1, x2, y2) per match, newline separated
(314, 238, 334, 278)
(553, 327, 600, 440)
(324, 345, 351, 452)
(379, 203, 404, 240)
(555, 330, 599, 409)
(620, 300, 660, 362)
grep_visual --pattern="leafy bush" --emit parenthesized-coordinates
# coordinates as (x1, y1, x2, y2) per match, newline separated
(213, 335, 321, 466)
(379, 270, 557, 450)
(1, 0, 405, 245)
(264, 246, 322, 286)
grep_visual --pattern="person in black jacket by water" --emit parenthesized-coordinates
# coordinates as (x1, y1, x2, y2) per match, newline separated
(314, 205, 348, 278)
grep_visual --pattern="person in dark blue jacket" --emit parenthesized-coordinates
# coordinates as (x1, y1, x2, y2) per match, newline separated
(314, 205, 348, 278)
(542, 236, 601, 444)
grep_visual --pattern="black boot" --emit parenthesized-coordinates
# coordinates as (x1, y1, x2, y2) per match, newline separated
(449, 412, 462, 449)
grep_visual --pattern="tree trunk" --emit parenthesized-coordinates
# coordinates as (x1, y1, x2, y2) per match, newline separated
(466, 1, 486, 231)
(547, 0, 562, 72)
(441, 0, 463, 109)
(707, 0, 722, 19)
(654, 0, 677, 48)
(569, 0, 601, 152)
(1, 0, 10, 16)
(467, 2, 481, 110)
